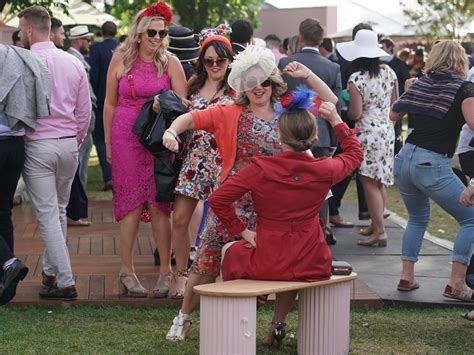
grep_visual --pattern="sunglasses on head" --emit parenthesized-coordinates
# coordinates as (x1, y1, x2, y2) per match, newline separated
(146, 29, 169, 39)
(203, 58, 228, 67)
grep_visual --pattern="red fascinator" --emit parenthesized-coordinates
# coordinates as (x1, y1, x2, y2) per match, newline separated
(137, 2, 173, 24)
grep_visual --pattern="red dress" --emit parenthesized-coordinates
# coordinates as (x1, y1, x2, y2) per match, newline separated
(208, 123, 363, 282)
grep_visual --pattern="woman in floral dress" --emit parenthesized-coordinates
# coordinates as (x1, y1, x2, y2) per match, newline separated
(161, 46, 338, 341)
(337, 30, 398, 246)
(162, 33, 234, 299)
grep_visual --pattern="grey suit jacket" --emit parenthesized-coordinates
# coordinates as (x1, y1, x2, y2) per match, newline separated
(67, 47, 97, 107)
(279, 48, 342, 153)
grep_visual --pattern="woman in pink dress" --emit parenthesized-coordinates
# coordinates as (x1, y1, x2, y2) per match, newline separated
(103, 2, 187, 297)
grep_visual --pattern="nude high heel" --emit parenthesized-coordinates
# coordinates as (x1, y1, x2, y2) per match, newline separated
(357, 233, 388, 247)
(152, 272, 171, 298)
(359, 225, 374, 236)
(118, 272, 148, 297)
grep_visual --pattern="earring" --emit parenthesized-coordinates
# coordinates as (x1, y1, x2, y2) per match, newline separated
(138, 39, 141, 43)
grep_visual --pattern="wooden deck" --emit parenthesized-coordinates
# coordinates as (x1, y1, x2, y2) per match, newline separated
(10, 201, 382, 309)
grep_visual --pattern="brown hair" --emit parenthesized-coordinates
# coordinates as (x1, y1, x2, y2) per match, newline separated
(235, 68, 287, 107)
(299, 18, 324, 47)
(18, 6, 51, 37)
(278, 110, 318, 152)
(424, 40, 469, 78)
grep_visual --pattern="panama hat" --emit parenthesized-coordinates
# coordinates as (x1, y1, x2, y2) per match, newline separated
(336, 30, 388, 61)
(69, 25, 93, 39)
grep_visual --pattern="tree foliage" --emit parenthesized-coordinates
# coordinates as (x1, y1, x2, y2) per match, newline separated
(172, 0, 264, 32)
(401, 0, 474, 41)
(107, 0, 265, 34)
(0, 0, 68, 16)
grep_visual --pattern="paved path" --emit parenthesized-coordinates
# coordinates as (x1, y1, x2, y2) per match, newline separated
(9, 200, 470, 308)
(334, 204, 472, 308)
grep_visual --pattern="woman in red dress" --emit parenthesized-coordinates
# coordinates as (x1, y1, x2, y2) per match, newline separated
(208, 96, 363, 348)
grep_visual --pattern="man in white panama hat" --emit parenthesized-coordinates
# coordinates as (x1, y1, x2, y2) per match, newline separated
(66, 25, 97, 227)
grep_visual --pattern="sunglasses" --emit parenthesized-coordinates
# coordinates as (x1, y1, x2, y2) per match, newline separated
(203, 58, 228, 67)
(246, 77, 273, 89)
(146, 29, 169, 39)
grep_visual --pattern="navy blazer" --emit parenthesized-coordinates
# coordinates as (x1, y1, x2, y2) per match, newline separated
(279, 48, 342, 150)
(89, 37, 119, 104)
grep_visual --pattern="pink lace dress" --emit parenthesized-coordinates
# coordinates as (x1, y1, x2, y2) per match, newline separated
(111, 58, 171, 222)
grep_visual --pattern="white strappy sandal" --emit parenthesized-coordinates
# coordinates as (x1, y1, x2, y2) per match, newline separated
(166, 311, 192, 341)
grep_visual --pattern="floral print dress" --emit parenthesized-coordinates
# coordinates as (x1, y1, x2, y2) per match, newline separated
(348, 64, 397, 186)
(175, 93, 234, 200)
(190, 109, 281, 276)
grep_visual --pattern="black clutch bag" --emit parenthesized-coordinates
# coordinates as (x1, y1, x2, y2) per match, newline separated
(331, 261, 353, 275)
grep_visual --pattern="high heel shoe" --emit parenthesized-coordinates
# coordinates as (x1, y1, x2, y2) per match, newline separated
(118, 272, 148, 298)
(169, 269, 188, 299)
(357, 233, 388, 247)
(263, 321, 287, 349)
(152, 272, 171, 298)
(359, 225, 374, 236)
(166, 310, 193, 341)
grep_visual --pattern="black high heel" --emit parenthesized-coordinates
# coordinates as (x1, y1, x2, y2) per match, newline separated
(263, 321, 287, 349)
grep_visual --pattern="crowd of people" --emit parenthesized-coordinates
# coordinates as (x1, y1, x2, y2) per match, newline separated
(0, 1, 473, 343)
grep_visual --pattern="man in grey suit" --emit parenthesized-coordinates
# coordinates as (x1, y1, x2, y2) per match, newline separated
(279, 18, 342, 244)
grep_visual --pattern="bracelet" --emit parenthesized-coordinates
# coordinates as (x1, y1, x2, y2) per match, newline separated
(304, 69, 312, 80)
(165, 128, 177, 139)
(470, 178, 474, 187)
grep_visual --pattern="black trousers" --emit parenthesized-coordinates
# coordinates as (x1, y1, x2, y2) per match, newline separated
(457, 151, 474, 281)
(0, 137, 24, 271)
(66, 166, 88, 221)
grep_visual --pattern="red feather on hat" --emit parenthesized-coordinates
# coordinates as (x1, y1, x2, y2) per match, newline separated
(137, 2, 173, 24)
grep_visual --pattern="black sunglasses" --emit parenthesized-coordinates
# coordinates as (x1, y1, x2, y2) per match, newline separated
(245, 77, 272, 89)
(146, 29, 169, 39)
(203, 58, 228, 67)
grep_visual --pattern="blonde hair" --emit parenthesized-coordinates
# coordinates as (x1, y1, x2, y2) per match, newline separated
(278, 110, 318, 152)
(119, 14, 170, 78)
(424, 40, 468, 78)
(235, 68, 287, 107)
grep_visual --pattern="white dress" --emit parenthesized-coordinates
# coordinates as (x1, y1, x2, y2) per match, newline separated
(349, 64, 397, 185)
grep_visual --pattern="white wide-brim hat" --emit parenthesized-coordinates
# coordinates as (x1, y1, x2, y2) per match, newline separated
(69, 25, 93, 39)
(336, 29, 389, 62)
(228, 45, 276, 92)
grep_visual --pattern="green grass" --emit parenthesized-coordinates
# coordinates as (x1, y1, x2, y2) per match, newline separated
(0, 306, 471, 354)
(86, 148, 113, 201)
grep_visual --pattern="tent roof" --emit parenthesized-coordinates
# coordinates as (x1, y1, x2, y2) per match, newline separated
(6, 0, 119, 28)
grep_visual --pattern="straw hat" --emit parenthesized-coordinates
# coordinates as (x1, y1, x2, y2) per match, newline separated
(69, 25, 93, 39)
(336, 30, 388, 62)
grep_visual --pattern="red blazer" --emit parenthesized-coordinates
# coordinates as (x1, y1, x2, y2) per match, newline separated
(209, 122, 363, 282)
